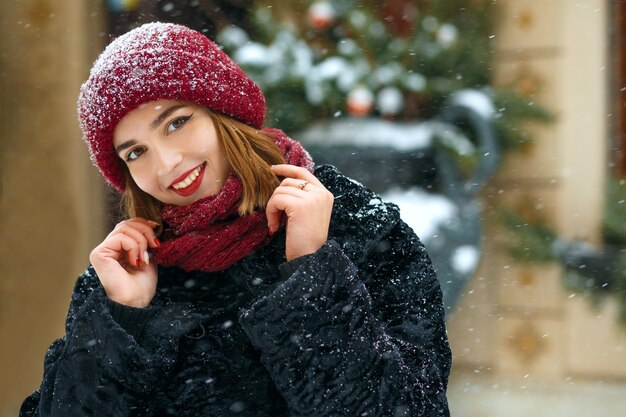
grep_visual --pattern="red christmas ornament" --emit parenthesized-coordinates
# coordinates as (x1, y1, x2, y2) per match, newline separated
(307, 1, 336, 29)
(346, 86, 374, 117)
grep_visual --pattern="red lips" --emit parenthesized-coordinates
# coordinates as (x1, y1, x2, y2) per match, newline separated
(169, 162, 206, 197)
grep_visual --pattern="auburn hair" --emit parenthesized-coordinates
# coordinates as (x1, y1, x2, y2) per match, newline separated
(118, 110, 285, 237)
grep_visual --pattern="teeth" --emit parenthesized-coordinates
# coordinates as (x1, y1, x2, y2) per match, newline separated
(173, 165, 202, 190)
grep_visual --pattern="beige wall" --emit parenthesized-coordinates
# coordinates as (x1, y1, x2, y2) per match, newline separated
(448, 1, 626, 416)
(0, 1, 106, 415)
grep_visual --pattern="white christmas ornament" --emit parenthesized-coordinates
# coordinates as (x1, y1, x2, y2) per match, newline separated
(374, 63, 402, 85)
(405, 73, 427, 92)
(349, 10, 368, 29)
(217, 26, 249, 49)
(337, 38, 359, 56)
(377, 87, 404, 116)
(437, 23, 459, 48)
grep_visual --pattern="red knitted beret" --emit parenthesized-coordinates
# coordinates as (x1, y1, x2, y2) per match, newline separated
(77, 22, 266, 192)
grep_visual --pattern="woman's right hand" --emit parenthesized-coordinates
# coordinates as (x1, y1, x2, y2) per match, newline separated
(89, 218, 160, 308)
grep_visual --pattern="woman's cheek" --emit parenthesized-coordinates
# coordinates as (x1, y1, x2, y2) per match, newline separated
(131, 171, 155, 195)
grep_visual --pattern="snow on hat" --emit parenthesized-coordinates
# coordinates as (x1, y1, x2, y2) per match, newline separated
(77, 22, 266, 192)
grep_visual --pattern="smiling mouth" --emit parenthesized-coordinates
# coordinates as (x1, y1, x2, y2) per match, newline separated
(172, 164, 203, 190)
(169, 162, 206, 196)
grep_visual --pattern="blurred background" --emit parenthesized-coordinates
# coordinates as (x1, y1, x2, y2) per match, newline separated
(1, 0, 625, 416)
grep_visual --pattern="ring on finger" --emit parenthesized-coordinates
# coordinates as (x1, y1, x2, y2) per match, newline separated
(298, 180, 309, 190)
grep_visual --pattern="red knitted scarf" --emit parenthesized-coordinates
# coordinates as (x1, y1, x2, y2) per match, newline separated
(150, 129, 314, 272)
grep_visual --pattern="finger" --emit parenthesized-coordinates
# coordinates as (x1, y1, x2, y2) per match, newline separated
(279, 177, 315, 191)
(272, 184, 308, 199)
(267, 177, 314, 230)
(112, 222, 153, 253)
(112, 219, 160, 248)
(270, 164, 322, 186)
(265, 194, 282, 233)
(266, 193, 303, 233)
(109, 227, 149, 264)
(97, 234, 143, 269)
(269, 192, 306, 210)
(112, 225, 148, 247)
(118, 234, 146, 268)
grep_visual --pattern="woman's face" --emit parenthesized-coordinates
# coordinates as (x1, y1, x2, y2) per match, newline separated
(113, 99, 231, 206)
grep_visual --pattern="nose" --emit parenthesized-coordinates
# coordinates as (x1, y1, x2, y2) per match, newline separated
(152, 145, 182, 178)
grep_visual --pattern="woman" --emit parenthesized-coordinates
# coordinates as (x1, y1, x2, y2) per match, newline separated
(21, 22, 451, 417)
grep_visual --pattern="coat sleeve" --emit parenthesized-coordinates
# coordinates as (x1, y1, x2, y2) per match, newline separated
(19, 266, 177, 417)
(239, 218, 452, 417)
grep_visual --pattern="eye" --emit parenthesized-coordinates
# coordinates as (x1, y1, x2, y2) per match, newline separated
(166, 115, 192, 134)
(125, 147, 145, 162)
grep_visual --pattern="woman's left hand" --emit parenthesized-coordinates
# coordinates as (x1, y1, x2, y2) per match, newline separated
(266, 164, 334, 262)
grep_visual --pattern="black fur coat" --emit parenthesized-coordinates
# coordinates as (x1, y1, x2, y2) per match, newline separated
(21, 165, 451, 417)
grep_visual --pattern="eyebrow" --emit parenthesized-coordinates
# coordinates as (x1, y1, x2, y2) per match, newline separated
(115, 139, 138, 156)
(115, 104, 188, 155)
(150, 104, 187, 130)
